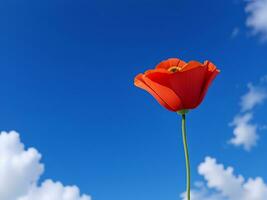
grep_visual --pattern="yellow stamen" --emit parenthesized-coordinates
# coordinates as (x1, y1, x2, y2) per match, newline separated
(168, 66, 182, 73)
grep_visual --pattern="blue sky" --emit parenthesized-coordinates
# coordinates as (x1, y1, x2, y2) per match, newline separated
(0, 0, 267, 200)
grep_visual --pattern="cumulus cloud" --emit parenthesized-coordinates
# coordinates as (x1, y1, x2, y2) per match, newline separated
(19, 180, 90, 200)
(0, 131, 91, 200)
(245, 0, 267, 41)
(180, 182, 225, 200)
(0, 131, 44, 200)
(240, 83, 267, 112)
(181, 157, 267, 200)
(229, 113, 258, 151)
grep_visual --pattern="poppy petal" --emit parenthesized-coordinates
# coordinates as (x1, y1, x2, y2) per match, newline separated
(204, 60, 218, 72)
(134, 58, 219, 112)
(181, 61, 203, 72)
(142, 75, 183, 111)
(197, 62, 220, 105)
(146, 66, 208, 109)
(156, 58, 186, 70)
(144, 68, 167, 76)
(134, 74, 176, 111)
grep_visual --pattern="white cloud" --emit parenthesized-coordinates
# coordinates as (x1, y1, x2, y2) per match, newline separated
(19, 180, 90, 200)
(198, 157, 244, 199)
(229, 82, 266, 151)
(240, 83, 267, 112)
(181, 157, 267, 200)
(245, 0, 267, 41)
(0, 131, 91, 200)
(180, 182, 225, 200)
(0, 131, 44, 200)
(229, 113, 258, 151)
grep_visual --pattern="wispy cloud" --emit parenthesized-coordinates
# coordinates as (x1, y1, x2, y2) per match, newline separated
(0, 131, 91, 200)
(229, 81, 266, 151)
(240, 83, 267, 112)
(181, 157, 267, 200)
(231, 27, 240, 38)
(245, 0, 267, 41)
(229, 113, 258, 151)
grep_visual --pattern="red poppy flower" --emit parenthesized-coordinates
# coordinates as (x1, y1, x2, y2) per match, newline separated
(134, 58, 220, 112)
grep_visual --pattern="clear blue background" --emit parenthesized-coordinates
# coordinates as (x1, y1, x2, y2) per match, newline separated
(0, 0, 266, 199)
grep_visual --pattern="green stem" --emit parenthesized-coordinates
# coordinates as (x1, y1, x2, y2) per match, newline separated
(181, 113, 190, 200)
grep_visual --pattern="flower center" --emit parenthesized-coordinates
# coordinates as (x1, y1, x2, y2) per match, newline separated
(168, 66, 182, 73)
